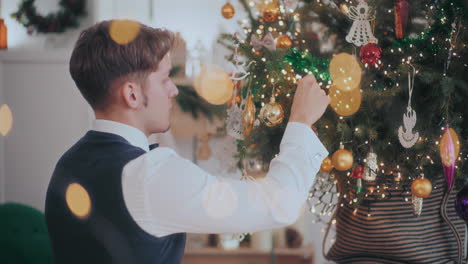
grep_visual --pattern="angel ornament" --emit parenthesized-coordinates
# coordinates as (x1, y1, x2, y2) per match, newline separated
(345, 0, 378, 47)
(230, 44, 253, 81)
(398, 67, 419, 148)
(226, 90, 244, 140)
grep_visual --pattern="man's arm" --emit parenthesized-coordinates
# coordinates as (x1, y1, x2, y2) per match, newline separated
(122, 121, 328, 237)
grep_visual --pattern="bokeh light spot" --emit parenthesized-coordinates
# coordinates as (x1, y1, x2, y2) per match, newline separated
(109, 20, 141, 45)
(66, 183, 91, 219)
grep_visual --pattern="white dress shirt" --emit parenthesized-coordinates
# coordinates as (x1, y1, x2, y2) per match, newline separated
(91, 119, 328, 237)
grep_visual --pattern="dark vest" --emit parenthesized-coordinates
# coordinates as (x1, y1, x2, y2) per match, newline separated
(45, 130, 186, 264)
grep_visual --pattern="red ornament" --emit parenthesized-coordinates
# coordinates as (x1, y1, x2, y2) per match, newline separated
(350, 166, 364, 179)
(394, 0, 410, 39)
(360, 41, 382, 68)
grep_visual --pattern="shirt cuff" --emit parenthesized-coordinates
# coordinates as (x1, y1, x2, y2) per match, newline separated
(281, 122, 329, 165)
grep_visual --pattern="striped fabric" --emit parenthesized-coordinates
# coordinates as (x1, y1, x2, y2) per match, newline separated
(326, 175, 465, 264)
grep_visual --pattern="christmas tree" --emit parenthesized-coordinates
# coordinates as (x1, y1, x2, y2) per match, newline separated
(215, 0, 467, 261)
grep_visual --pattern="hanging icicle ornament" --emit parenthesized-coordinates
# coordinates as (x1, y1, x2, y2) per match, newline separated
(398, 66, 419, 148)
(242, 91, 256, 136)
(363, 150, 378, 181)
(412, 195, 423, 217)
(394, 0, 409, 39)
(440, 125, 460, 190)
(345, 0, 378, 47)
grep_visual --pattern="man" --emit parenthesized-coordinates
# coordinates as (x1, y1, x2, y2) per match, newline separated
(45, 20, 330, 264)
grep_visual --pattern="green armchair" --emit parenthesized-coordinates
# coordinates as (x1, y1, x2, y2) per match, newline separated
(0, 203, 52, 264)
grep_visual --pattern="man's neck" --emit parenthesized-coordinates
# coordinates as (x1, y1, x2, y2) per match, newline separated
(94, 110, 149, 137)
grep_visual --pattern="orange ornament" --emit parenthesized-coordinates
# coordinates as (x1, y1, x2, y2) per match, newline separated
(331, 146, 353, 171)
(263, 3, 280, 22)
(243, 92, 256, 136)
(276, 35, 293, 49)
(320, 157, 334, 173)
(411, 177, 432, 198)
(221, 2, 235, 19)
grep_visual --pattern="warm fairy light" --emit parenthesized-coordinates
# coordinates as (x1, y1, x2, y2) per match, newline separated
(0, 104, 13, 136)
(353, 209, 358, 215)
(109, 20, 141, 45)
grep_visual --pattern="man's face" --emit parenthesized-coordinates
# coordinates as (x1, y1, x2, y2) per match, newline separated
(140, 53, 178, 134)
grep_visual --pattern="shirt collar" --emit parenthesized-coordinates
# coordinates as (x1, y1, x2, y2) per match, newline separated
(91, 119, 150, 152)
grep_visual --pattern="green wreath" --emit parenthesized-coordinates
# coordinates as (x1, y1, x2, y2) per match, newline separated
(11, 0, 86, 34)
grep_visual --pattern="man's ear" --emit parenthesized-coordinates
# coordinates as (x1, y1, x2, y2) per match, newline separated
(120, 81, 142, 109)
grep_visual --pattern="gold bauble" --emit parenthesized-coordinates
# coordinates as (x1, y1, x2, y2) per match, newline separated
(259, 97, 284, 127)
(439, 128, 461, 166)
(320, 157, 334, 173)
(243, 157, 266, 177)
(411, 178, 432, 198)
(329, 84, 362, 116)
(194, 65, 234, 105)
(243, 93, 256, 135)
(329, 53, 362, 91)
(331, 147, 353, 171)
(263, 3, 280, 22)
(276, 35, 292, 49)
(221, 2, 235, 19)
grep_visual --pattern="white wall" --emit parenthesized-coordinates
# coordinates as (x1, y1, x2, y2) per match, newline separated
(0, 61, 4, 202)
(0, 51, 90, 210)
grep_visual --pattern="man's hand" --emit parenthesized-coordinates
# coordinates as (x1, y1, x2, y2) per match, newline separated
(289, 74, 330, 126)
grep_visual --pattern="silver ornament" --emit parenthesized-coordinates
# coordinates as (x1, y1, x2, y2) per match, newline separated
(363, 151, 378, 181)
(412, 195, 423, 217)
(226, 101, 244, 140)
(398, 67, 420, 148)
